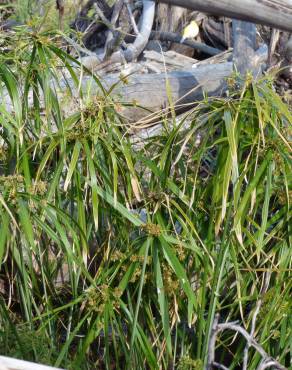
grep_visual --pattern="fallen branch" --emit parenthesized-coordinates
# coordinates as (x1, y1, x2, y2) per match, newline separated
(124, 0, 140, 35)
(154, 0, 292, 32)
(124, 30, 221, 55)
(93, 2, 126, 60)
(100, 0, 155, 64)
(104, 0, 124, 51)
(123, 0, 155, 62)
(206, 314, 287, 370)
(149, 31, 221, 56)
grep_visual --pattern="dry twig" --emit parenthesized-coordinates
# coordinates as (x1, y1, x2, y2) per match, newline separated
(206, 311, 287, 370)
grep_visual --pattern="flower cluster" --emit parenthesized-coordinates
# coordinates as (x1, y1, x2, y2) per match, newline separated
(141, 223, 161, 236)
(86, 284, 123, 313)
(0, 174, 24, 204)
(29, 180, 48, 196)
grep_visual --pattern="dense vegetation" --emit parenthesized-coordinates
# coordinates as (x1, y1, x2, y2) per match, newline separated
(0, 13, 291, 370)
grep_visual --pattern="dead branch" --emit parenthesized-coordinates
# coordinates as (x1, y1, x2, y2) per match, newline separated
(213, 362, 229, 370)
(123, 0, 155, 61)
(154, 0, 292, 32)
(206, 314, 220, 370)
(149, 31, 221, 55)
(104, 0, 124, 50)
(100, 0, 155, 65)
(124, 30, 222, 55)
(92, 2, 125, 60)
(124, 0, 140, 35)
(202, 18, 227, 48)
(258, 360, 287, 370)
(206, 313, 287, 370)
(268, 29, 281, 65)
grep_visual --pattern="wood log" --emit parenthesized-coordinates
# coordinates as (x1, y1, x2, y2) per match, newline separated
(154, 0, 292, 32)
(1, 63, 232, 125)
(71, 62, 233, 124)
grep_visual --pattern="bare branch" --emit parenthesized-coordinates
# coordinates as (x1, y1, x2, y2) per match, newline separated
(104, 0, 124, 46)
(213, 321, 286, 370)
(123, 0, 155, 61)
(154, 0, 292, 33)
(93, 2, 114, 31)
(258, 360, 286, 370)
(124, 0, 140, 35)
(213, 362, 230, 370)
(149, 31, 221, 56)
(206, 313, 220, 370)
(268, 29, 280, 65)
(125, 30, 221, 55)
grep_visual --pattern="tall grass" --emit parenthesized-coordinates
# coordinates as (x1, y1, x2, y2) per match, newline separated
(0, 27, 291, 369)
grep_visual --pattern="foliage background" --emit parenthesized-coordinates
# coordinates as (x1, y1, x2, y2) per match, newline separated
(0, 12, 291, 370)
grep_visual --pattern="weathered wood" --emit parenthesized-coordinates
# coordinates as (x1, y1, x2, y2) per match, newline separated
(73, 62, 233, 124)
(0, 356, 63, 370)
(144, 50, 197, 70)
(232, 20, 257, 76)
(154, 0, 292, 32)
(1, 63, 232, 125)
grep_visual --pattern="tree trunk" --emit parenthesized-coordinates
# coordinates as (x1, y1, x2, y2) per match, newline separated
(154, 0, 292, 32)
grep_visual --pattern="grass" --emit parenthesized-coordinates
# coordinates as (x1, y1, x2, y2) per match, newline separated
(0, 25, 291, 369)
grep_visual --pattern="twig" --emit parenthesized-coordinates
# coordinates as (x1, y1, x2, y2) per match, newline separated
(103, 0, 125, 59)
(124, 0, 140, 35)
(257, 360, 286, 370)
(102, 0, 155, 64)
(123, 0, 155, 62)
(104, 29, 125, 60)
(206, 299, 286, 370)
(216, 322, 286, 370)
(213, 362, 230, 370)
(104, 0, 124, 47)
(93, 2, 126, 60)
(93, 2, 115, 31)
(268, 29, 280, 65)
(242, 300, 261, 370)
(61, 34, 99, 57)
(223, 18, 232, 48)
(206, 313, 220, 370)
